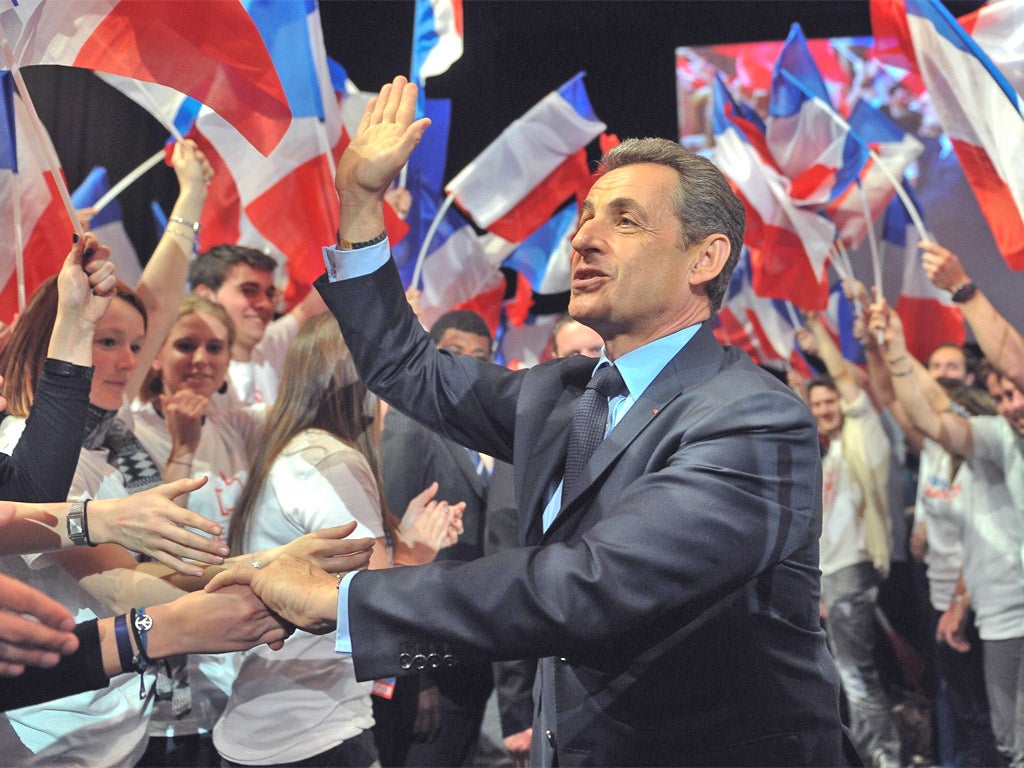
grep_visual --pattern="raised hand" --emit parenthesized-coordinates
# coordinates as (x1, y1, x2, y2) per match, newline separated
(919, 241, 969, 293)
(87, 476, 230, 575)
(396, 482, 465, 565)
(171, 138, 214, 197)
(161, 389, 210, 462)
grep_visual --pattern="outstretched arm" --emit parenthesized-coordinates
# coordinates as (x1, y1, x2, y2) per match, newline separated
(921, 241, 1024, 390)
(869, 296, 973, 457)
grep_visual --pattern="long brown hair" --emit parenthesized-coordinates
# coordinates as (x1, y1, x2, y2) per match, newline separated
(0, 276, 147, 417)
(228, 314, 398, 554)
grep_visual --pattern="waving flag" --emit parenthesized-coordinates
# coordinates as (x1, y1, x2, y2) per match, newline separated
(958, 0, 1024, 97)
(885, 177, 965, 363)
(0, 74, 72, 320)
(714, 248, 814, 377)
(1, 0, 290, 156)
(70, 167, 142, 288)
(411, 0, 463, 83)
(446, 72, 604, 243)
(871, 0, 1024, 271)
(767, 24, 868, 207)
(826, 100, 923, 248)
(712, 75, 834, 310)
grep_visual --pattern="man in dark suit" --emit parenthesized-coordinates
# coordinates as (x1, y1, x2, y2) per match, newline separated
(211, 75, 847, 767)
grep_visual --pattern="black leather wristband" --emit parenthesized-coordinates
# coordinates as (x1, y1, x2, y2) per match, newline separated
(43, 358, 94, 380)
(950, 282, 978, 303)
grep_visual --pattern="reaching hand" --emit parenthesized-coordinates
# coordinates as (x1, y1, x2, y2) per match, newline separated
(87, 476, 230, 576)
(163, 584, 292, 653)
(206, 554, 340, 635)
(335, 75, 431, 202)
(867, 292, 905, 353)
(0, 571, 77, 677)
(270, 520, 376, 574)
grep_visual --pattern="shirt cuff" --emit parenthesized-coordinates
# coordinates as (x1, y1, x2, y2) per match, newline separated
(322, 239, 391, 283)
(334, 570, 360, 655)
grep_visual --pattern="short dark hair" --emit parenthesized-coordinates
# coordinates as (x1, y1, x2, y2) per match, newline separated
(806, 375, 837, 396)
(599, 137, 745, 313)
(429, 310, 492, 345)
(189, 244, 278, 292)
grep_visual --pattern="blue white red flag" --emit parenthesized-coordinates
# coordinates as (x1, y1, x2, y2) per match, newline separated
(825, 100, 923, 248)
(445, 72, 604, 243)
(714, 248, 814, 377)
(501, 203, 575, 298)
(411, 0, 463, 83)
(1, 0, 290, 156)
(884, 179, 965, 363)
(0, 77, 71, 320)
(711, 74, 834, 310)
(767, 24, 868, 207)
(70, 166, 142, 288)
(871, 0, 1024, 271)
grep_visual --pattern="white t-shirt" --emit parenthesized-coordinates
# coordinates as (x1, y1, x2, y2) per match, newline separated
(213, 313, 299, 410)
(819, 392, 890, 576)
(959, 415, 1024, 640)
(0, 414, 153, 767)
(131, 400, 264, 736)
(213, 429, 383, 765)
(914, 438, 966, 610)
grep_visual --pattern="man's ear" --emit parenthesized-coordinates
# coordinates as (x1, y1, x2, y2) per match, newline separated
(688, 234, 731, 287)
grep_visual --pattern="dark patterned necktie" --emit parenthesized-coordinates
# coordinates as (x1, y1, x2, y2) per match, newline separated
(562, 363, 627, 503)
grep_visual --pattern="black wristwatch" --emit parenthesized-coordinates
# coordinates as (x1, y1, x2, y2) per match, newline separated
(950, 282, 978, 303)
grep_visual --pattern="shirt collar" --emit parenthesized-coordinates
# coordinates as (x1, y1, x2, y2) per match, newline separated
(591, 323, 702, 399)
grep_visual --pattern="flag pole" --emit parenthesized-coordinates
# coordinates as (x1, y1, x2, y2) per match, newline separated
(91, 149, 165, 215)
(410, 191, 456, 289)
(855, 181, 885, 296)
(2, 39, 84, 239)
(779, 69, 928, 243)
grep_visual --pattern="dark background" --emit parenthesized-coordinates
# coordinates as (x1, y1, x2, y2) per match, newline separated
(21, 0, 985, 263)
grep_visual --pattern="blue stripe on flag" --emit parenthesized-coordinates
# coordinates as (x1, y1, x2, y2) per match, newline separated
(244, 0, 323, 119)
(556, 72, 599, 122)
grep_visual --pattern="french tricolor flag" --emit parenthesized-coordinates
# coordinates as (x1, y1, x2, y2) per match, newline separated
(445, 72, 604, 244)
(0, 73, 71, 320)
(825, 100, 923, 249)
(1, 0, 291, 156)
(886, 181, 965, 363)
(714, 248, 814, 378)
(411, 0, 463, 83)
(959, 0, 1024, 98)
(871, 0, 1024, 272)
(711, 74, 834, 311)
(767, 24, 868, 207)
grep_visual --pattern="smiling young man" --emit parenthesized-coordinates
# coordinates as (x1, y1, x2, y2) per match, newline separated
(210, 76, 847, 767)
(189, 245, 327, 408)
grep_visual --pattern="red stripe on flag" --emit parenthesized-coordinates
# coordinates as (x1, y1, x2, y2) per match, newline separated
(75, 1, 290, 155)
(949, 138, 1024, 271)
(190, 132, 242, 251)
(895, 295, 965, 365)
(742, 204, 830, 310)
(0, 173, 72, 321)
(483, 150, 591, 243)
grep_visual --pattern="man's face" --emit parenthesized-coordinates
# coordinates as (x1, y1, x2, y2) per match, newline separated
(205, 264, 278, 354)
(985, 372, 1024, 436)
(435, 328, 491, 362)
(568, 163, 702, 352)
(553, 321, 604, 359)
(808, 385, 843, 439)
(927, 346, 970, 383)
